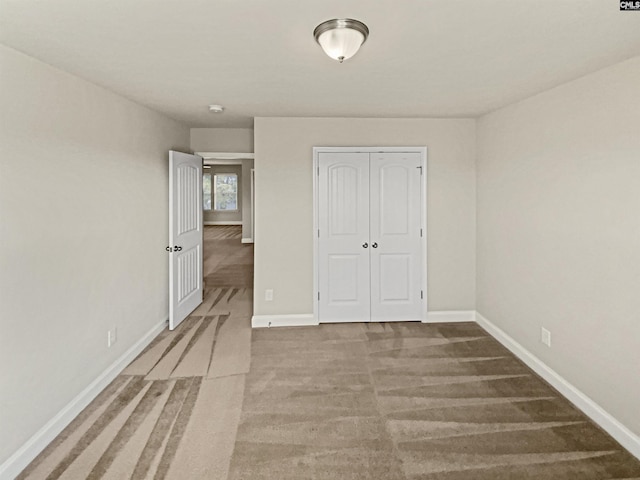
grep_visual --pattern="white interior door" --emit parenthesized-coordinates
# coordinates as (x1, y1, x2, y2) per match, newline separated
(169, 151, 203, 330)
(369, 153, 423, 321)
(318, 152, 371, 322)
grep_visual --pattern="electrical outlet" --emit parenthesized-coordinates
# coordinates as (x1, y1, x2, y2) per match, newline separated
(265, 289, 273, 301)
(107, 328, 118, 348)
(541, 327, 551, 347)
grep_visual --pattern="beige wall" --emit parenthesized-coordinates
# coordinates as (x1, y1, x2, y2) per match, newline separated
(254, 117, 476, 316)
(0, 45, 189, 465)
(477, 56, 640, 436)
(203, 165, 243, 224)
(190, 127, 253, 153)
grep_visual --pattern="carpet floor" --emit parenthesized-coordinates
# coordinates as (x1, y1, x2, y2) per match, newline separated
(231, 322, 640, 479)
(17, 226, 640, 479)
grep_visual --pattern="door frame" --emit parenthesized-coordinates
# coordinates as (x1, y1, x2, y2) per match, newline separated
(312, 146, 428, 323)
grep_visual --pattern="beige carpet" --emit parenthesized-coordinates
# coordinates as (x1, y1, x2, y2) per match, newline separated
(230, 322, 640, 479)
(17, 227, 640, 479)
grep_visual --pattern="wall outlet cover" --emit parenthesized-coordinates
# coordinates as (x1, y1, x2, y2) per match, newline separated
(107, 328, 118, 348)
(541, 327, 551, 347)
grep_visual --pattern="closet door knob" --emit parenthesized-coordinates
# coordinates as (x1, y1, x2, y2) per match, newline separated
(372, 242, 378, 248)
(362, 242, 368, 248)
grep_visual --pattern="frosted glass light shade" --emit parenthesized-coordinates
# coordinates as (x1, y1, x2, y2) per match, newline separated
(314, 19, 369, 63)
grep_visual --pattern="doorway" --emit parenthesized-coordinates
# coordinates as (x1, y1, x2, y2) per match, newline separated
(198, 153, 255, 318)
(313, 147, 427, 324)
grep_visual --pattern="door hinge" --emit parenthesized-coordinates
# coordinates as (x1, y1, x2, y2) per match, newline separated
(317, 166, 320, 175)
(420, 290, 423, 299)
(420, 228, 423, 237)
(417, 165, 423, 175)
(318, 229, 320, 238)
(318, 292, 320, 300)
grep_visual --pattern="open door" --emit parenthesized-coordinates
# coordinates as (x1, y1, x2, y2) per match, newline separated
(169, 151, 204, 329)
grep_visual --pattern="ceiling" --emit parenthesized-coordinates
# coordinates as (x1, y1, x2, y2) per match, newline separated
(1, 1, 640, 128)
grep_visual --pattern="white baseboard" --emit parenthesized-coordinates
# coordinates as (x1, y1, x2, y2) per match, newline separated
(423, 310, 476, 323)
(475, 312, 640, 460)
(252, 311, 476, 328)
(204, 221, 242, 226)
(252, 314, 318, 328)
(241, 238, 254, 244)
(0, 318, 167, 480)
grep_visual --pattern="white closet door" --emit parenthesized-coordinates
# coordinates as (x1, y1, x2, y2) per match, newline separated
(318, 152, 371, 322)
(369, 153, 423, 322)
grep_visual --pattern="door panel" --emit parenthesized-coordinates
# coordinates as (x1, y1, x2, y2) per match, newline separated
(327, 255, 361, 301)
(379, 253, 411, 301)
(318, 152, 370, 322)
(169, 151, 204, 330)
(329, 165, 359, 235)
(370, 153, 422, 322)
(177, 245, 200, 302)
(380, 165, 410, 235)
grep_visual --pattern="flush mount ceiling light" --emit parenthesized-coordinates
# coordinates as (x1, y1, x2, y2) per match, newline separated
(208, 104, 224, 113)
(313, 18, 369, 63)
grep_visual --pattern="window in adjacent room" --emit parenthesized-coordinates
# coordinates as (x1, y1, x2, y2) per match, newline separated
(214, 173, 238, 211)
(203, 172, 212, 211)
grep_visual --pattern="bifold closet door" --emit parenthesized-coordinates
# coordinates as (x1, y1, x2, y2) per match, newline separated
(369, 153, 423, 321)
(318, 152, 371, 322)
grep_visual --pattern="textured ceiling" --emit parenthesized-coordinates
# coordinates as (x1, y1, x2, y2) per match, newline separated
(1, 0, 640, 128)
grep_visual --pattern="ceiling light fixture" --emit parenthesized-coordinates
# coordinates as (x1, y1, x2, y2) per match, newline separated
(208, 104, 224, 113)
(313, 18, 369, 63)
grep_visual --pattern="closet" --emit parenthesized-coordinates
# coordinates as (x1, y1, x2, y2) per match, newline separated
(314, 148, 426, 323)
